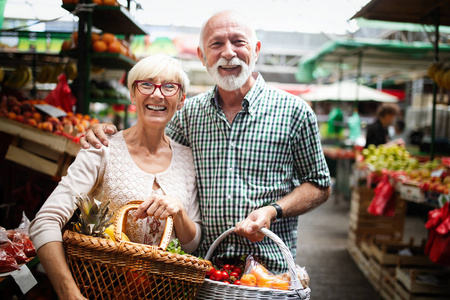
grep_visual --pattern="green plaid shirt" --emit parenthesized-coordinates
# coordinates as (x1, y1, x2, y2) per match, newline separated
(166, 74, 330, 272)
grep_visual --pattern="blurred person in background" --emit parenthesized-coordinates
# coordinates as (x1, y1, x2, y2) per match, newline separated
(365, 103, 405, 148)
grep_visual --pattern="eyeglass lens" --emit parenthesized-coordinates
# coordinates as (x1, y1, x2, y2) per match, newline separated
(137, 82, 179, 96)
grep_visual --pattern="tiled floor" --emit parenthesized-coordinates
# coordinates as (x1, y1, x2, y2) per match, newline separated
(295, 192, 429, 300)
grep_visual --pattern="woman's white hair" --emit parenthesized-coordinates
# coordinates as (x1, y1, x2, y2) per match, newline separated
(127, 53, 190, 98)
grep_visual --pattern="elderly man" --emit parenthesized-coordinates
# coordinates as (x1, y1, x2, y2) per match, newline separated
(81, 10, 331, 272)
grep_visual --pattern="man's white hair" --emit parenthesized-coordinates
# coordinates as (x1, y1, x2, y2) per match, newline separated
(198, 10, 258, 53)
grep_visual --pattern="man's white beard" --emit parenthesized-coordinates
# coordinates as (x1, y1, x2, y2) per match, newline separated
(206, 56, 256, 91)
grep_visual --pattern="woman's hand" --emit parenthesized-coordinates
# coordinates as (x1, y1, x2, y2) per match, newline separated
(80, 123, 117, 149)
(234, 206, 275, 242)
(133, 194, 185, 221)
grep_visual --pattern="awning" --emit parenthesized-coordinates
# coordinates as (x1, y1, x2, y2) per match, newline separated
(295, 38, 450, 83)
(351, 0, 450, 26)
(299, 80, 399, 102)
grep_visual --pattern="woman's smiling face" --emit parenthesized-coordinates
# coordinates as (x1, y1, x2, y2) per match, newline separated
(133, 77, 185, 129)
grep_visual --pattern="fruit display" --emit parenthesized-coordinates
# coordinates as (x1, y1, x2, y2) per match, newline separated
(0, 95, 100, 142)
(2, 65, 33, 89)
(362, 144, 419, 172)
(61, 30, 137, 61)
(361, 144, 450, 196)
(35, 62, 78, 84)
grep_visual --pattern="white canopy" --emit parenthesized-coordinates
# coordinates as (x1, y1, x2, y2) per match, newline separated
(299, 81, 399, 102)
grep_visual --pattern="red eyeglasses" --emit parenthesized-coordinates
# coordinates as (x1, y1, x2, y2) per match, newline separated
(134, 80, 181, 97)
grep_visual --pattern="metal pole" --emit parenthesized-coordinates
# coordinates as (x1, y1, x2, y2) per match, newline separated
(431, 7, 440, 160)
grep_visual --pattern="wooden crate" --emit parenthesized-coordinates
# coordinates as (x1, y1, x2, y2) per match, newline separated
(369, 238, 436, 267)
(349, 186, 406, 241)
(395, 267, 450, 298)
(379, 267, 397, 300)
(0, 118, 80, 178)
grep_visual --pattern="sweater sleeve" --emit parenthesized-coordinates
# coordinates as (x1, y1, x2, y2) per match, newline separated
(29, 145, 108, 251)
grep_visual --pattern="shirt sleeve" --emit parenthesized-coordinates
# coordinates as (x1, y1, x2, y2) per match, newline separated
(166, 109, 190, 147)
(291, 103, 331, 187)
(29, 146, 108, 251)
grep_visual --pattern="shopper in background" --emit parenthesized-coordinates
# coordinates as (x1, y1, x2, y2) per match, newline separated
(80, 10, 331, 273)
(365, 103, 405, 148)
(29, 54, 201, 300)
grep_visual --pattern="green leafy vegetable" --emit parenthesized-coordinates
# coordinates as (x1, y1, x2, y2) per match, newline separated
(166, 238, 186, 255)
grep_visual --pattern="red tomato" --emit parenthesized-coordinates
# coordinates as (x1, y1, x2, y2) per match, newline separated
(234, 280, 241, 285)
(229, 265, 236, 270)
(222, 264, 232, 271)
(206, 267, 216, 277)
(232, 268, 242, 275)
(230, 272, 239, 278)
(221, 271, 230, 280)
(222, 281, 230, 284)
(211, 270, 223, 281)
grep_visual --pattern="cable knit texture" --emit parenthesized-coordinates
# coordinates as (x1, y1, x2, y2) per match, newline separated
(29, 131, 201, 253)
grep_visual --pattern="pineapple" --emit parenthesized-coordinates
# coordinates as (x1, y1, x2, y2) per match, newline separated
(72, 193, 114, 238)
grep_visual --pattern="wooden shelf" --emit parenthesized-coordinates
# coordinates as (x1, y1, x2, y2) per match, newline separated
(62, 4, 148, 35)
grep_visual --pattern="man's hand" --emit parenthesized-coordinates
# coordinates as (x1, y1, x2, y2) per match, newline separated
(80, 123, 117, 149)
(234, 206, 276, 242)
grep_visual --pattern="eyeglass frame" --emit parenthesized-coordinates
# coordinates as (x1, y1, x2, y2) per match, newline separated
(133, 80, 182, 97)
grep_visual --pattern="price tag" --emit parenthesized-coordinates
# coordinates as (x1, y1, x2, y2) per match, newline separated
(10, 264, 38, 294)
(34, 104, 67, 118)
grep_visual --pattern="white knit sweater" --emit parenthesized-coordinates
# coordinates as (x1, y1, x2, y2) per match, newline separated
(29, 131, 201, 253)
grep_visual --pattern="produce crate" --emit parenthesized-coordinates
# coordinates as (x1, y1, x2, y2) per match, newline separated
(379, 268, 397, 300)
(400, 183, 425, 203)
(369, 238, 436, 267)
(0, 118, 80, 178)
(394, 267, 450, 300)
(349, 186, 406, 243)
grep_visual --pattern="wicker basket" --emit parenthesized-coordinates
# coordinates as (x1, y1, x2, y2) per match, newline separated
(63, 200, 212, 300)
(196, 227, 311, 300)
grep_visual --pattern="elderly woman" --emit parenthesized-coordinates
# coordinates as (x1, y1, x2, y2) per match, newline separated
(29, 53, 200, 300)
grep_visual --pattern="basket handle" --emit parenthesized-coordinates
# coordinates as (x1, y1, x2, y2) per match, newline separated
(204, 227, 303, 290)
(113, 200, 174, 251)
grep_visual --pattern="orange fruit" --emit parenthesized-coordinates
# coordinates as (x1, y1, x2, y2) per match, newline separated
(250, 264, 270, 280)
(93, 0, 102, 4)
(240, 274, 257, 287)
(107, 41, 122, 53)
(271, 278, 290, 290)
(103, 0, 117, 6)
(61, 40, 72, 51)
(93, 40, 107, 52)
(102, 33, 117, 45)
(71, 31, 78, 46)
(257, 275, 274, 288)
(91, 32, 101, 43)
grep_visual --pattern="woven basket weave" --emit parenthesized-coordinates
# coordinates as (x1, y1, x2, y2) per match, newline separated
(63, 200, 212, 300)
(196, 227, 311, 300)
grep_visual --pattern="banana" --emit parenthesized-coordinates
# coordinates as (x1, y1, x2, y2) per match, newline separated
(50, 63, 65, 83)
(0, 66, 4, 83)
(37, 64, 52, 83)
(65, 61, 78, 81)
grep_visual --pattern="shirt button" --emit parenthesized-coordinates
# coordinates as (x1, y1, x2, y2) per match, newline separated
(227, 195, 232, 200)
(228, 167, 233, 173)
(230, 141, 236, 147)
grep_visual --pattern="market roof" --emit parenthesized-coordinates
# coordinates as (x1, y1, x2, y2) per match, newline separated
(351, 0, 450, 27)
(295, 38, 450, 83)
